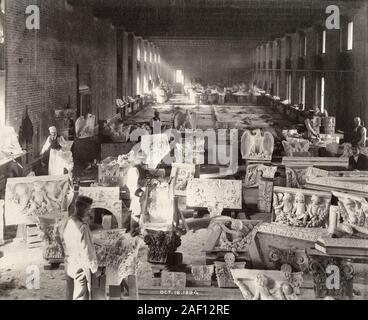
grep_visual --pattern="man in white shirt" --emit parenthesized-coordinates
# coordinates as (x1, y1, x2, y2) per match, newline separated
(62, 195, 101, 300)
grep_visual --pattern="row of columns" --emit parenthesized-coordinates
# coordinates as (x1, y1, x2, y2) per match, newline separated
(116, 27, 174, 99)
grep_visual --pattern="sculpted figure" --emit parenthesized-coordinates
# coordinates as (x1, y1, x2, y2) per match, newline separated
(306, 195, 325, 227)
(343, 198, 359, 226)
(219, 220, 245, 244)
(11, 183, 31, 212)
(354, 200, 366, 227)
(290, 193, 307, 226)
(28, 181, 51, 214)
(278, 282, 298, 300)
(252, 273, 276, 300)
(274, 193, 294, 224)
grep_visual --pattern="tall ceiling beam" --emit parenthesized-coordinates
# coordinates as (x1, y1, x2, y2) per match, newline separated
(68, 0, 365, 10)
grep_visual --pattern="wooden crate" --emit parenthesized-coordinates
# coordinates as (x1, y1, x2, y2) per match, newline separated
(26, 224, 43, 248)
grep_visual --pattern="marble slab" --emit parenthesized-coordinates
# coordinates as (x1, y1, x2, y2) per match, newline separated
(306, 177, 368, 197)
(332, 191, 368, 236)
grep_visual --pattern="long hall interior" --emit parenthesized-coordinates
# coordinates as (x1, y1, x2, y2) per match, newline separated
(1, 0, 368, 300)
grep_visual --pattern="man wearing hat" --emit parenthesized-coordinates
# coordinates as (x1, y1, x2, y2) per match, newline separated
(62, 195, 100, 300)
(40, 126, 67, 175)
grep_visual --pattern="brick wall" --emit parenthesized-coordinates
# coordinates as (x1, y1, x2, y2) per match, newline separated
(5, 0, 117, 158)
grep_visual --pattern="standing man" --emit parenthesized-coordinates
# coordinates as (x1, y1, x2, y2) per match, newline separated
(304, 112, 320, 140)
(40, 126, 67, 175)
(62, 195, 101, 300)
(352, 117, 367, 148)
(150, 110, 161, 134)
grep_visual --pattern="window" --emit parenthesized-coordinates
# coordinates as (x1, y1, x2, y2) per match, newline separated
(322, 30, 326, 54)
(286, 73, 292, 102)
(158, 55, 161, 64)
(136, 75, 140, 95)
(300, 33, 307, 57)
(276, 74, 280, 97)
(315, 76, 325, 112)
(175, 70, 184, 84)
(347, 21, 354, 50)
(154, 54, 157, 63)
(299, 76, 306, 108)
(320, 76, 325, 113)
(149, 52, 152, 63)
(137, 46, 140, 61)
(144, 50, 147, 62)
(0, 73, 4, 127)
(143, 75, 148, 93)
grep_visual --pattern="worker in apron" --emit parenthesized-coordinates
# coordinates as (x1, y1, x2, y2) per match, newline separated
(40, 126, 67, 175)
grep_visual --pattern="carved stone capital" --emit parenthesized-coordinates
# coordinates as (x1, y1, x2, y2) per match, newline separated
(308, 253, 354, 299)
(144, 230, 181, 264)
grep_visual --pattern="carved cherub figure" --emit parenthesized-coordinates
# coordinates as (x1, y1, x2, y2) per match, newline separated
(274, 193, 294, 224)
(273, 193, 284, 218)
(354, 200, 366, 227)
(306, 195, 324, 226)
(45, 181, 63, 210)
(278, 282, 298, 300)
(289, 193, 307, 227)
(28, 181, 51, 214)
(252, 273, 276, 300)
(342, 198, 358, 226)
(220, 220, 245, 244)
(10, 183, 31, 212)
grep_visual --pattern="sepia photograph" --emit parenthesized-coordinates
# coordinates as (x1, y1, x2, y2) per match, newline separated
(0, 0, 368, 306)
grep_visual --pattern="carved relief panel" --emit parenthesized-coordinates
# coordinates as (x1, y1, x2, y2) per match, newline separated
(258, 178, 274, 213)
(244, 164, 277, 188)
(170, 163, 196, 196)
(186, 179, 242, 217)
(205, 217, 261, 253)
(5, 175, 72, 226)
(282, 139, 310, 157)
(272, 187, 331, 228)
(332, 191, 368, 236)
(285, 167, 307, 188)
(231, 269, 303, 300)
(161, 272, 186, 289)
(191, 265, 214, 283)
